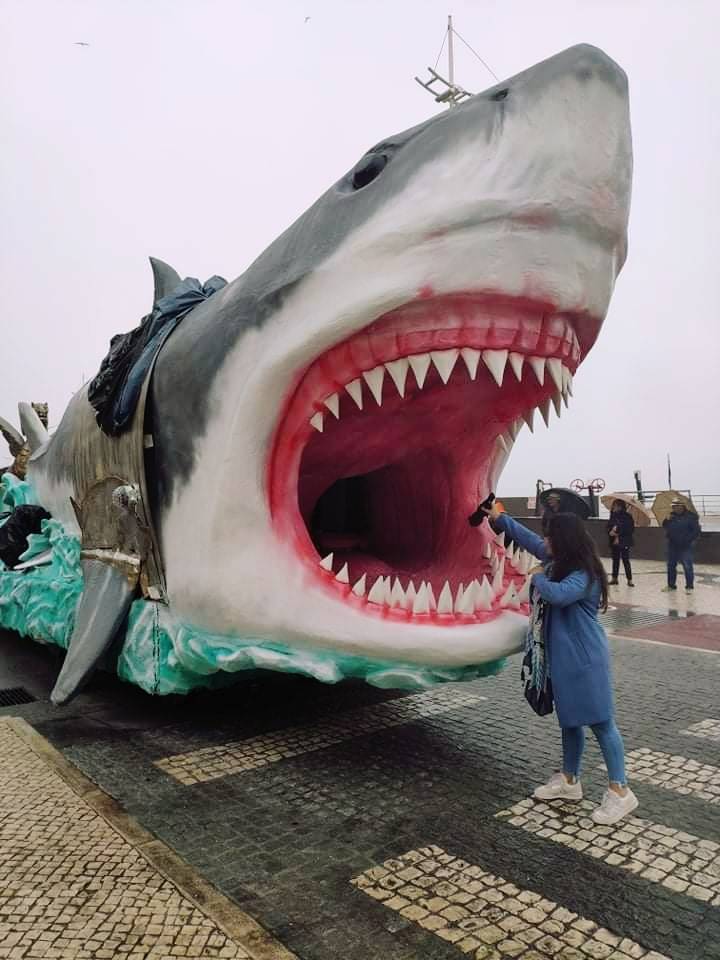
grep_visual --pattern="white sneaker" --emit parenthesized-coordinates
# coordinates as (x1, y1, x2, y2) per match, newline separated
(533, 772, 583, 801)
(592, 788, 638, 825)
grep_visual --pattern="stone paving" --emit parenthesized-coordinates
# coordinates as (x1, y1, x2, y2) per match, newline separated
(623, 749, 720, 805)
(0, 565, 718, 960)
(684, 719, 720, 744)
(496, 798, 720, 907)
(0, 630, 710, 960)
(352, 845, 670, 959)
(156, 688, 486, 785)
(0, 718, 292, 960)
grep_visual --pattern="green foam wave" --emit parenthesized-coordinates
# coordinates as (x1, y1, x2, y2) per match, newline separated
(0, 473, 506, 694)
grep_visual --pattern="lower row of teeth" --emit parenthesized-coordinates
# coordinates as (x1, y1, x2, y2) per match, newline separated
(317, 535, 533, 616)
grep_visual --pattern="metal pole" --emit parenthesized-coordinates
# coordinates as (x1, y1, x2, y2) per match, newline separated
(447, 15, 455, 92)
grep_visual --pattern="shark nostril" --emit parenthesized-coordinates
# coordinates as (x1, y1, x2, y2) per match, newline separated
(490, 88, 509, 101)
(351, 154, 388, 190)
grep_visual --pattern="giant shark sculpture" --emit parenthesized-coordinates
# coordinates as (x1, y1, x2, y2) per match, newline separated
(2, 44, 632, 704)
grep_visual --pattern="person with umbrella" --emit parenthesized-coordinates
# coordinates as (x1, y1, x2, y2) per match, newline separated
(607, 499, 635, 587)
(541, 492, 562, 535)
(539, 488, 590, 534)
(662, 498, 701, 592)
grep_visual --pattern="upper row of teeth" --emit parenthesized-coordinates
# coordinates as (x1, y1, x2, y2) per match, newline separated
(317, 531, 534, 615)
(309, 349, 573, 432)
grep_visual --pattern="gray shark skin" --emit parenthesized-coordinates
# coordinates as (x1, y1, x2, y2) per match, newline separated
(25, 44, 632, 704)
(151, 44, 629, 511)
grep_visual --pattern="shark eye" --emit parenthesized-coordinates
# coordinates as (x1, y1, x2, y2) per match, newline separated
(351, 154, 388, 190)
(490, 88, 509, 101)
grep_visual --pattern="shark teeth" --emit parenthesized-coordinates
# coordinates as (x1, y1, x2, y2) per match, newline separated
(352, 573, 367, 597)
(508, 352, 524, 380)
(408, 353, 431, 388)
(528, 356, 546, 386)
(460, 347, 481, 380)
(324, 393, 340, 418)
(385, 358, 409, 397)
(363, 365, 385, 405)
(307, 349, 572, 433)
(367, 575, 390, 605)
(482, 349, 508, 387)
(546, 357, 563, 393)
(318, 550, 531, 620)
(437, 581, 454, 613)
(430, 349, 459, 384)
(390, 577, 407, 609)
(345, 379, 363, 410)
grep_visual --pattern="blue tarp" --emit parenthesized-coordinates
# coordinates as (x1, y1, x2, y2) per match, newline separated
(88, 275, 226, 435)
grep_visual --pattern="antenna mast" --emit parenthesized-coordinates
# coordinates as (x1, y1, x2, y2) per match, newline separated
(415, 14, 472, 108)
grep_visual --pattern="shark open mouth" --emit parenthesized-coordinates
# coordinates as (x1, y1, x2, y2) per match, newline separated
(270, 292, 594, 624)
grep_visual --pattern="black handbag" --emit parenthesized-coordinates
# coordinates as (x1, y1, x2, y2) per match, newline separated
(521, 649, 554, 716)
(521, 593, 554, 716)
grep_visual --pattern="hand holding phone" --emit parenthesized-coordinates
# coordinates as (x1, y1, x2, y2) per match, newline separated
(468, 492, 497, 526)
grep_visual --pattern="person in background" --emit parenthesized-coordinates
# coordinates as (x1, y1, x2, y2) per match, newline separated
(662, 499, 701, 593)
(607, 499, 635, 587)
(484, 503, 639, 825)
(541, 492, 562, 535)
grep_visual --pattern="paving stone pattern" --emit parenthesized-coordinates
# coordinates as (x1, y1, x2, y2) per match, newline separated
(156, 688, 487, 784)
(683, 719, 720, 744)
(27, 636, 720, 960)
(352, 844, 670, 959)
(0, 721, 250, 960)
(624, 749, 720, 805)
(496, 798, 720, 908)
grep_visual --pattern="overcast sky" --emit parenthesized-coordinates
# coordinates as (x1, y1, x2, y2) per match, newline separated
(2, 0, 719, 498)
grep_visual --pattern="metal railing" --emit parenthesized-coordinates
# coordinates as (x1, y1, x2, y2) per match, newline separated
(693, 494, 720, 517)
(614, 490, 720, 517)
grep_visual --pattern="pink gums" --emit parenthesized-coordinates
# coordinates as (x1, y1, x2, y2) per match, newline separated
(267, 292, 596, 625)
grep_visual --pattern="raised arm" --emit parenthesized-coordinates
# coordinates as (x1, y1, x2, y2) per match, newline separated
(532, 569, 593, 607)
(493, 514, 548, 561)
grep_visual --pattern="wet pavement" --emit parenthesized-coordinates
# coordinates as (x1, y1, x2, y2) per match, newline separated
(0, 565, 718, 959)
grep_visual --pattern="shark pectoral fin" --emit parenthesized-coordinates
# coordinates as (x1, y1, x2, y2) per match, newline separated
(149, 256, 182, 307)
(17, 402, 49, 453)
(50, 558, 137, 706)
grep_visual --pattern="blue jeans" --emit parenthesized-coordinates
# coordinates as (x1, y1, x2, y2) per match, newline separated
(667, 546, 694, 588)
(562, 719, 626, 784)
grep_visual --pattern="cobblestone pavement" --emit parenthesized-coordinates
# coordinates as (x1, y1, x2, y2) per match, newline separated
(0, 622, 716, 960)
(0, 720, 251, 959)
(0, 718, 294, 960)
(1, 563, 719, 960)
(351, 846, 671, 959)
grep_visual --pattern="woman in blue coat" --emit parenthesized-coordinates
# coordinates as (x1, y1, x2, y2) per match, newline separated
(487, 504, 638, 825)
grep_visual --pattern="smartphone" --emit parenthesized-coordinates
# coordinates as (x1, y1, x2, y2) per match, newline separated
(468, 492, 495, 527)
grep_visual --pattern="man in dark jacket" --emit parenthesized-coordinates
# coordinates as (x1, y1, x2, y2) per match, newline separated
(607, 500, 635, 586)
(662, 500, 701, 592)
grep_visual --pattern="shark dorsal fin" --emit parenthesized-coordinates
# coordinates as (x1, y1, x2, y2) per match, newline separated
(149, 257, 181, 307)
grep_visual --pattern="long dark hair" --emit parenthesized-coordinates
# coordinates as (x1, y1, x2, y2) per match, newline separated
(546, 513, 609, 611)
